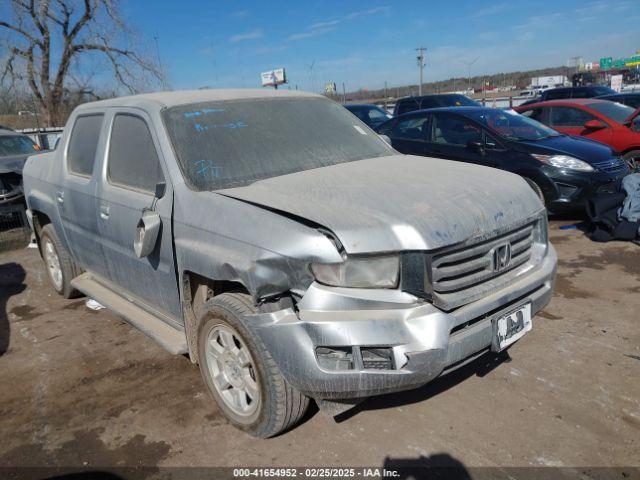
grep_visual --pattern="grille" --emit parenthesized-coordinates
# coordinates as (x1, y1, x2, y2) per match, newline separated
(430, 222, 535, 294)
(593, 158, 628, 175)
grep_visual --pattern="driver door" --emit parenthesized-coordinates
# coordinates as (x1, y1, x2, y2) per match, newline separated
(95, 109, 181, 321)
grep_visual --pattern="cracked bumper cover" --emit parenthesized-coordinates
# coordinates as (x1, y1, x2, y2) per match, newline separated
(244, 245, 557, 400)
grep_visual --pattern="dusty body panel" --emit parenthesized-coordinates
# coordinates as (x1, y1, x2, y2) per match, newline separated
(219, 155, 543, 253)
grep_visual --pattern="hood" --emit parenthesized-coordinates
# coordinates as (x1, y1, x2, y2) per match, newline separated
(520, 134, 614, 164)
(218, 155, 543, 254)
(0, 154, 29, 175)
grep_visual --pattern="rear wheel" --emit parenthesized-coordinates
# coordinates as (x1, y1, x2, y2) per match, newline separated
(622, 150, 640, 172)
(40, 224, 82, 298)
(197, 292, 309, 437)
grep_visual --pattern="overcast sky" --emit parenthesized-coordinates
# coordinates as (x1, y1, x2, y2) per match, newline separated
(125, 0, 640, 92)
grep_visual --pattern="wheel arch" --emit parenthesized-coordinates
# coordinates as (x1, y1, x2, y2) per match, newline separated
(181, 270, 250, 364)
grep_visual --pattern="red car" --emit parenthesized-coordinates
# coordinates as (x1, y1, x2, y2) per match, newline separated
(515, 99, 640, 171)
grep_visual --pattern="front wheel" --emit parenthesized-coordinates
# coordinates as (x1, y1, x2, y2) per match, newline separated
(622, 150, 640, 173)
(197, 292, 309, 437)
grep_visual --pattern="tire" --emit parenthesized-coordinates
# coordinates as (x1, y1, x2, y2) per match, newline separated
(622, 150, 640, 173)
(40, 224, 82, 298)
(523, 178, 546, 206)
(197, 292, 309, 438)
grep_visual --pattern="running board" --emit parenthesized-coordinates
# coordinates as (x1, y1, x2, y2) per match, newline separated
(71, 273, 188, 355)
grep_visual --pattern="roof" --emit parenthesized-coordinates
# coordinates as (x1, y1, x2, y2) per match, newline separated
(344, 104, 382, 109)
(0, 128, 24, 136)
(516, 98, 611, 108)
(397, 93, 467, 102)
(75, 89, 320, 112)
(398, 106, 488, 117)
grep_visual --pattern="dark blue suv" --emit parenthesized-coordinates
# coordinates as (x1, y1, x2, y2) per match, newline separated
(377, 107, 629, 213)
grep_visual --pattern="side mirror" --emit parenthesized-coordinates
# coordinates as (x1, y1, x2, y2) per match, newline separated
(378, 134, 392, 145)
(154, 181, 166, 199)
(467, 140, 485, 154)
(584, 119, 606, 130)
(134, 210, 162, 258)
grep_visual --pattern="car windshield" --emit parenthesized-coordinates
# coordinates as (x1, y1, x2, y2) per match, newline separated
(586, 101, 636, 124)
(592, 86, 616, 96)
(422, 95, 480, 108)
(0, 135, 38, 156)
(163, 97, 394, 190)
(464, 109, 560, 141)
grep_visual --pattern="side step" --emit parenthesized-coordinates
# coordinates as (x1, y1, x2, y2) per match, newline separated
(71, 273, 188, 355)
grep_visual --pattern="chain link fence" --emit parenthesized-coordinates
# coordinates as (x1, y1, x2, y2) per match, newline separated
(0, 203, 31, 252)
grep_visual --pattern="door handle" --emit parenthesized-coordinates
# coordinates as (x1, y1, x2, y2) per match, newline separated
(99, 204, 110, 220)
(56, 190, 64, 205)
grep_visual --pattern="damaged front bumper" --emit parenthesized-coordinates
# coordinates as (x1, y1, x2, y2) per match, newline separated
(244, 245, 557, 401)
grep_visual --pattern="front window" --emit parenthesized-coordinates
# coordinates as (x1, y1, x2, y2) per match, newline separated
(463, 109, 559, 141)
(0, 135, 38, 156)
(163, 97, 394, 191)
(550, 107, 595, 127)
(585, 101, 635, 124)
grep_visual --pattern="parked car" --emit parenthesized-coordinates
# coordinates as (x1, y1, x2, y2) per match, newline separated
(596, 92, 640, 109)
(0, 128, 40, 206)
(344, 104, 393, 129)
(393, 94, 480, 116)
(515, 99, 640, 171)
(23, 89, 557, 437)
(376, 107, 629, 213)
(520, 86, 617, 107)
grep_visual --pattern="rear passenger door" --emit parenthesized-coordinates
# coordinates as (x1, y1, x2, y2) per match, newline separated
(60, 113, 109, 277)
(96, 110, 181, 321)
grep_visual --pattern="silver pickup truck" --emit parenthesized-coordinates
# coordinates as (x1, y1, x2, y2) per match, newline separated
(23, 89, 557, 437)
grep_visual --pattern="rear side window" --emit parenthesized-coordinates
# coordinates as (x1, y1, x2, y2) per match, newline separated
(107, 114, 164, 194)
(67, 114, 104, 176)
(396, 99, 420, 115)
(544, 90, 570, 100)
(392, 116, 429, 140)
(520, 108, 544, 122)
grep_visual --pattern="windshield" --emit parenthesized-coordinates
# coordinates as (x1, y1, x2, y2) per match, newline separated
(464, 109, 560, 141)
(586, 101, 636, 124)
(0, 135, 38, 156)
(163, 97, 394, 190)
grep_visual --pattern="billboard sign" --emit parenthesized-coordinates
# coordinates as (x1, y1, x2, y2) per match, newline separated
(599, 57, 613, 70)
(611, 74, 623, 93)
(261, 68, 286, 87)
(325, 82, 337, 93)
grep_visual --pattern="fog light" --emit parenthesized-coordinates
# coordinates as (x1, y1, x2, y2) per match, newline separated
(361, 347, 394, 370)
(316, 347, 354, 371)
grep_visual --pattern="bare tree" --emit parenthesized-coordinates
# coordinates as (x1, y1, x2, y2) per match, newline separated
(0, 0, 163, 126)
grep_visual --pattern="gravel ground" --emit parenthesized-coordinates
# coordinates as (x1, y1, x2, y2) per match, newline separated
(0, 220, 638, 477)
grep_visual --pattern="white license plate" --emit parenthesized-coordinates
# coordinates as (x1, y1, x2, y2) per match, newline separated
(493, 303, 532, 351)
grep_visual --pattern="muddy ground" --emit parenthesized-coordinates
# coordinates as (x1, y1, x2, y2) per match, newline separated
(0, 221, 638, 475)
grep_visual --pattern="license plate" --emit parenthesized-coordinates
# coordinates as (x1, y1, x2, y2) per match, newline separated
(492, 303, 532, 352)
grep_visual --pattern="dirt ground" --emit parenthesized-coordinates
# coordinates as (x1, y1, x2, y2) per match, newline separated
(0, 220, 638, 476)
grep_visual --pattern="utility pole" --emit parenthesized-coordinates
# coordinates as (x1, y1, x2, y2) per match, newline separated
(416, 47, 426, 96)
(459, 57, 479, 93)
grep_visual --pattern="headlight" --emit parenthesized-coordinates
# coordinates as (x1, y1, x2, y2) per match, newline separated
(310, 255, 399, 288)
(531, 154, 594, 172)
